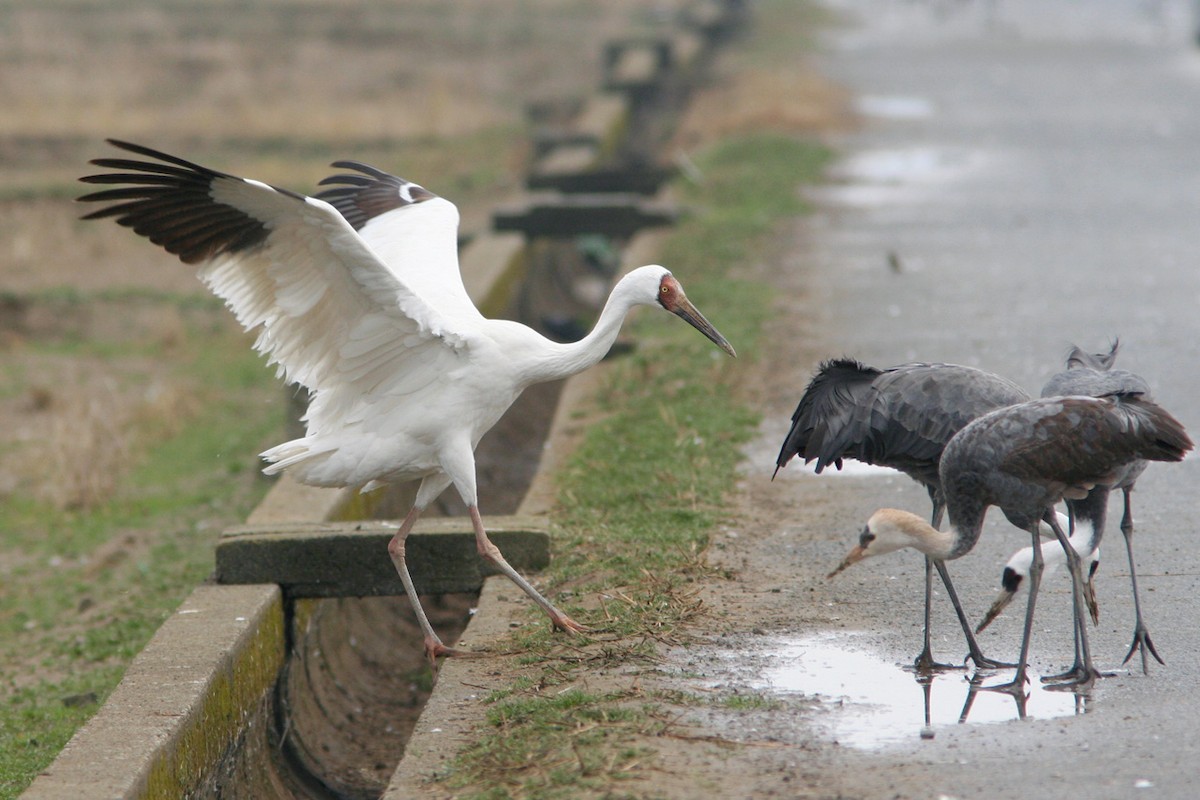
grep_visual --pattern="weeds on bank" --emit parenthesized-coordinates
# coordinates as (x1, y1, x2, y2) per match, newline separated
(447, 133, 831, 799)
(0, 302, 283, 799)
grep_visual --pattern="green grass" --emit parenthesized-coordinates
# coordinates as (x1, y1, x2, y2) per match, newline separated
(0, 304, 283, 799)
(446, 132, 831, 799)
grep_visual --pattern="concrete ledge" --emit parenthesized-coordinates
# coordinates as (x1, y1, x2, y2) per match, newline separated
(22, 584, 285, 800)
(382, 576, 535, 796)
(494, 192, 678, 238)
(216, 516, 551, 597)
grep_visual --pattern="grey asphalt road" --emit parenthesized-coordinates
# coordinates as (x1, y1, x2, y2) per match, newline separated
(771, 1, 1200, 797)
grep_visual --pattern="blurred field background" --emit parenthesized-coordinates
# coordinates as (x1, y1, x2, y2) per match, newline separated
(0, 1, 663, 793)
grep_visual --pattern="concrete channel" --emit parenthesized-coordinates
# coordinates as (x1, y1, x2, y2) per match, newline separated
(20, 3, 747, 798)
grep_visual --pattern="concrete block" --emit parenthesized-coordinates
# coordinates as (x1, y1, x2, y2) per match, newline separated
(215, 516, 551, 597)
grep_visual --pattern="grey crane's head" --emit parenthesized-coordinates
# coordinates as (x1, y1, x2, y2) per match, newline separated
(633, 265, 736, 357)
(976, 524, 1101, 633)
(826, 508, 949, 578)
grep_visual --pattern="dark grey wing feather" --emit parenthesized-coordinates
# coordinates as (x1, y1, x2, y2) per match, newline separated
(775, 358, 880, 474)
(78, 139, 287, 264)
(844, 363, 1029, 485)
(1065, 339, 1120, 371)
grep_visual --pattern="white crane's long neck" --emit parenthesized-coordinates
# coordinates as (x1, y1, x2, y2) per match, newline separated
(524, 283, 641, 385)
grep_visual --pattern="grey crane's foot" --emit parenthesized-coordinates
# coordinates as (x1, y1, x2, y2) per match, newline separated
(1122, 625, 1164, 674)
(980, 672, 1031, 706)
(909, 645, 968, 674)
(966, 651, 1016, 672)
(1041, 661, 1107, 691)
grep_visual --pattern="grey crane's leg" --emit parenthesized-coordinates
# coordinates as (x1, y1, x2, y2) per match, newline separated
(469, 506, 588, 635)
(984, 525, 1044, 699)
(1042, 513, 1102, 690)
(1119, 489, 1163, 673)
(386, 506, 461, 662)
(912, 556, 957, 672)
(912, 499, 1011, 673)
(912, 500, 960, 672)
(933, 560, 1014, 671)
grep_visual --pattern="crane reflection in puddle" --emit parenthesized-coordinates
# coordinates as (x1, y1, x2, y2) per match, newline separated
(752, 632, 1085, 747)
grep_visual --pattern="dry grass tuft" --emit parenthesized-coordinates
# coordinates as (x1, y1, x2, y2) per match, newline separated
(39, 377, 131, 511)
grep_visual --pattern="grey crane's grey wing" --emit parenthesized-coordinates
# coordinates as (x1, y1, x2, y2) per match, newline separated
(858, 364, 1028, 469)
(775, 357, 881, 473)
(1064, 340, 1120, 371)
(999, 396, 1191, 494)
(78, 140, 472, 402)
(1041, 367, 1151, 399)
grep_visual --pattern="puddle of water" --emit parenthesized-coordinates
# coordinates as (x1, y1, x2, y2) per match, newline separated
(781, 460, 897, 478)
(856, 94, 935, 120)
(754, 632, 1083, 748)
(835, 146, 981, 184)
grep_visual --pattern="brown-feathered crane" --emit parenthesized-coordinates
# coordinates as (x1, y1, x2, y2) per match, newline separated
(830, 393, 1192, 694)
(775, 359, 1035, 672)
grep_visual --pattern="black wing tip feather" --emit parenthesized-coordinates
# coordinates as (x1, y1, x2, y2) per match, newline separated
(313, 161, 437, 231)
(77, 139, 273, 265)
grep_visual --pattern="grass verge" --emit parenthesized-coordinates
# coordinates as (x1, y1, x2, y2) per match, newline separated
(0, 304, 283, 800)
(446, 132, 832, 799)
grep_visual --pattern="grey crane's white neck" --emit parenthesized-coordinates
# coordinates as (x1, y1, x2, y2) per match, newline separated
(871, 509, 959, 560)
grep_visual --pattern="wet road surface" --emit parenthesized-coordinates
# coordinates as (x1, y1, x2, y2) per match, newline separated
(733, 1, 1200, 796)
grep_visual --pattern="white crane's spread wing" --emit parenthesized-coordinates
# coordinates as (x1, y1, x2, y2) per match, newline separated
(315, 162, 484, 325)
(78, 140, 472, 403)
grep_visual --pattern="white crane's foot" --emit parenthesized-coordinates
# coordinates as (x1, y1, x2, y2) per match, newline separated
(549, 610, 590, 635)
(424, 636, 467, 664)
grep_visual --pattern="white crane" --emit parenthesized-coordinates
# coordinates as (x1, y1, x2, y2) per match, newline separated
(79, 140, 736, 661)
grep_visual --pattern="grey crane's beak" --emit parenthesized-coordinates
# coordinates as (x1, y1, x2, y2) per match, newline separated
(1084, 572, 1100, 626)
(826, 544, 866, 579)
(671, 296, 736, 358)
(976, 589, 1015, 634)
(977, 569, 1100, 634)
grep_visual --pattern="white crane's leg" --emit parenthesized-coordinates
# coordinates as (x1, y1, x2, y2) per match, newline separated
(468, 506, 587, 634)
(439, 442, 587, 636)
(386, 505, 459, 662)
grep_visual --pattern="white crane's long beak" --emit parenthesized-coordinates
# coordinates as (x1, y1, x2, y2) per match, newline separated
(672, 296, 736, 357)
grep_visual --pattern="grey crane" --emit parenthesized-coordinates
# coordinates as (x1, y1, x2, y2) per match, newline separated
(983, 341, 1162, 675)
(775, 358, 1033, 672)
(1044, 341, 1160, 673)
(829, 393, 1192, 694)
(78, 141, 736, 661)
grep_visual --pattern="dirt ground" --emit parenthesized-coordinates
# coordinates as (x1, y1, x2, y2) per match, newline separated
(2, 2, 884, 795)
